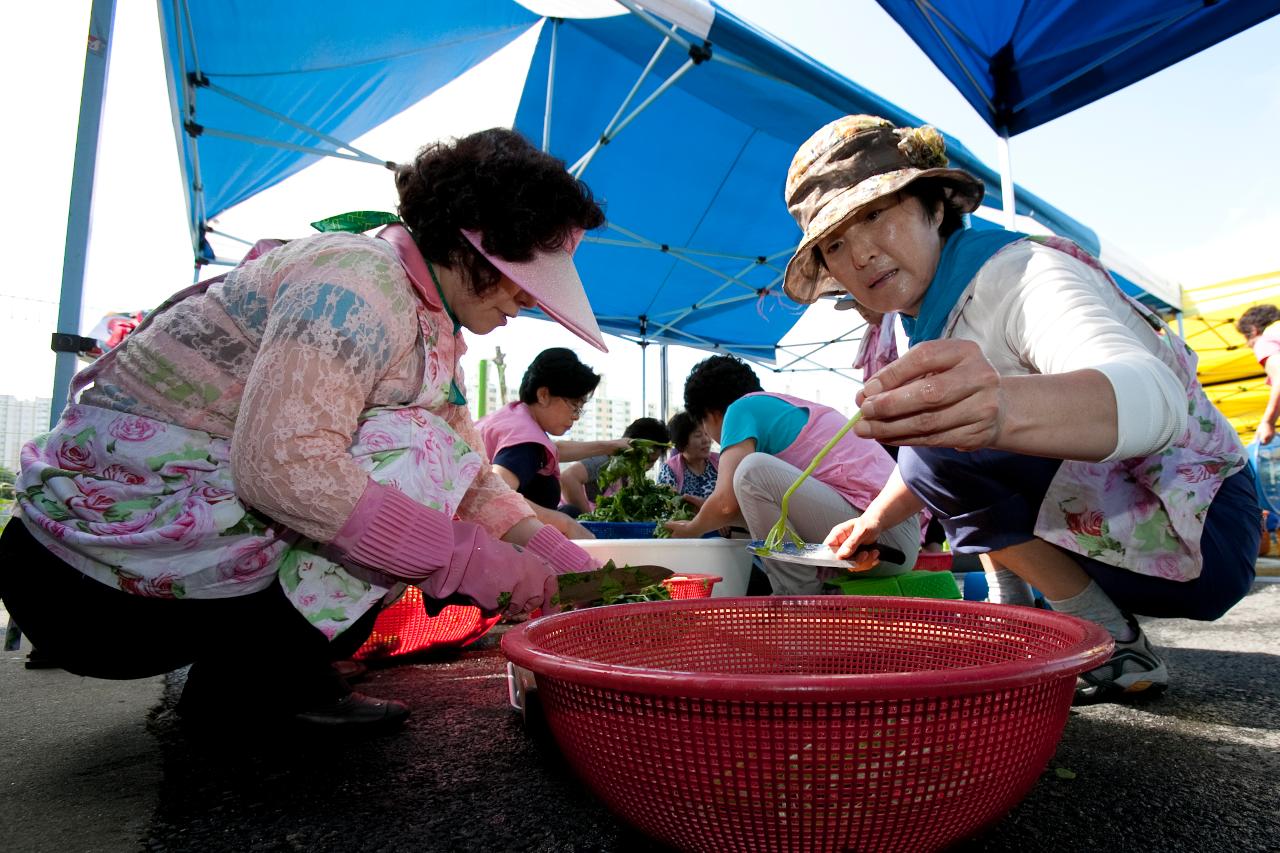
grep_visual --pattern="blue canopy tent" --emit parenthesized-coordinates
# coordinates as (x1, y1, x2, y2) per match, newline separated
(873, 0, 1280, 260)
(54, 0, 1195, 417)
(873, 0, 1280, 135)
(506, 2, 1168, 363)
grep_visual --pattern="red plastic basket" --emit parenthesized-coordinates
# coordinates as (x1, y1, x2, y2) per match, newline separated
(913, 550, 955, 572)
(354, 586, 499, 660)
(503, 597, 1111, 853)
(661, 573, 722, 599)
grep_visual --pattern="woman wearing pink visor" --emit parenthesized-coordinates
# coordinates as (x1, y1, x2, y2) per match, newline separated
(0, 128, 607, 733)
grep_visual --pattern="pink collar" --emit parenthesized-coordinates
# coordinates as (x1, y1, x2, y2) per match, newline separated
(376, 224, 443, 312)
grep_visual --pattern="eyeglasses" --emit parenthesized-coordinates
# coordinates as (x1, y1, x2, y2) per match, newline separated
(560, 396, 589, 417)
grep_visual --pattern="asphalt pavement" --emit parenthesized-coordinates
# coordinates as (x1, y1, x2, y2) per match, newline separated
(2, 580, 1278, 853)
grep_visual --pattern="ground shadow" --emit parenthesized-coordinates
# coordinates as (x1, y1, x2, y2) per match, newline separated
(144, 645, 673, 852)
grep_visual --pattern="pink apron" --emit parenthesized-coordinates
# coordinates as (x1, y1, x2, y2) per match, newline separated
(750, 391, 897, 512)
(477, 402, 559, 478)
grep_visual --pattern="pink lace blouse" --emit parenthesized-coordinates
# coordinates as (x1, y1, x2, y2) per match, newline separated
(78, 232, 531, 543)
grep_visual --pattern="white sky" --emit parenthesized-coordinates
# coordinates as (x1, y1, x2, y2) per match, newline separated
(3, 1, 1279, 423)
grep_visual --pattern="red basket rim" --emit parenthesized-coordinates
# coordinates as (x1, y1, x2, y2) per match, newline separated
(502, 596, 1113, 702)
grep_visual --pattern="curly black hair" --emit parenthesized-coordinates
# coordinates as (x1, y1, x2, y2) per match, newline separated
(395, 128, 605, 296)
(666, 410, 699, 452)
(623, 417, 670, 444)
(518, 347, 601, 404)
(1237, 304, 1280, 339)
(683, 355, 762, 423)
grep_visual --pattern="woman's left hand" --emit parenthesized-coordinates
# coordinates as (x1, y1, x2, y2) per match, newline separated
(855, 339, 1004, 451)
(664, 520, 699, 538)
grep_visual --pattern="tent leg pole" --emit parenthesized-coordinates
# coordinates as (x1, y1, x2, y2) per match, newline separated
(997, 128, 1016, 230)
(542, 17, 558, 152)
(659, 344, 669, 422)
(52, 0, 117, 428)
(640, 343, 648, 417)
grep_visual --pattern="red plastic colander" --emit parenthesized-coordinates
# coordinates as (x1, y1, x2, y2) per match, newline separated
(661, 573, 723, 599)
(354, 586, 499, 660)
(502, 596, 1112, 853)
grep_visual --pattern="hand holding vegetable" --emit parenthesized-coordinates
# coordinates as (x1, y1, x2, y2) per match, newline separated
(856, 339, 1004, 451)
(443, 522, 560, 616)
(580, 438, 693, 537)
(663, 519, 698, 539)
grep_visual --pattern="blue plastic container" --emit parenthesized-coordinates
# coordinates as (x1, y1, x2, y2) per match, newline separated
(580, 521, 659, 539)
(961, 572, 988, 602)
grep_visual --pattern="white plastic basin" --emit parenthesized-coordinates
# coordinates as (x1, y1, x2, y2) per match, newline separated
(576, 537, 753, 597)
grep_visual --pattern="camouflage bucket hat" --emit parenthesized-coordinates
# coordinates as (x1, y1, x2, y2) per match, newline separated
(782, 115, 986, 304)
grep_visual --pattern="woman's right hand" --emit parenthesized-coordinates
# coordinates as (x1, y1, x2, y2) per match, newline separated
(823, 514, 884, 572)
(856, 339, 1004, 451)
(426, 520, 559, 617)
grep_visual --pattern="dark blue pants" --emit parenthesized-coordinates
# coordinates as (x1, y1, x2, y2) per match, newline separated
(0, 518, 378, 710)
(898, 447, 1258, 620)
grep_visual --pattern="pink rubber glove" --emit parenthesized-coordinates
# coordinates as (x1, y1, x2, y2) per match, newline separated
(330, 481, 557, 616)
(426, 520, 559, 617)
(524, 524, 599, 574)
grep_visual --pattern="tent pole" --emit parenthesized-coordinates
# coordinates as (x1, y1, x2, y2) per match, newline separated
(640, 343, 648, 417)
(997, 128, 1016, 230)
(543, 18, 558, 152)
(198, 80, 387, 167)
(51, 0, 117, 427)
(659, 344, 669, 421)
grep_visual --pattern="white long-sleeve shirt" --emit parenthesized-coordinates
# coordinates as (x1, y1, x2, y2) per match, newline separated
(949, 240, 1186, 462)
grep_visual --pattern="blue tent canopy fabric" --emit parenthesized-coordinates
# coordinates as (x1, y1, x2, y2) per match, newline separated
(873, 0, 1280, 135)
(158, 1, 540, 243)
(150, 0, 1208, 363)
(507, 8, 1125, 355)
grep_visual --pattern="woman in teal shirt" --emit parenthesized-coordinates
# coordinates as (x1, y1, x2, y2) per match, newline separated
(665, 355, 919, 593)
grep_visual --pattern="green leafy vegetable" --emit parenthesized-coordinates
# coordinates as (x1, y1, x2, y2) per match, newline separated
(763, 409, 863, 551)
(551, 559, 672, 609)
(580, 441, 694, 537)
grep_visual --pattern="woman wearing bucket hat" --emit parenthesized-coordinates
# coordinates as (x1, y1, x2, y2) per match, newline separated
(0, 128, 607, 731)
(786, 115, 1257, 703)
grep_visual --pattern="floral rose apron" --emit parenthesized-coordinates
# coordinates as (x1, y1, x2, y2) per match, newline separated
(1023, 237, 1246, 581)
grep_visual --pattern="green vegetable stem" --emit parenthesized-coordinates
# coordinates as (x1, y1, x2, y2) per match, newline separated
(762, 409, 863, 551)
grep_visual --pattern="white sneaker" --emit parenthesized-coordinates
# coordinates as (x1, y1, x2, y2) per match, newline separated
(1074, 616, 1168, 705)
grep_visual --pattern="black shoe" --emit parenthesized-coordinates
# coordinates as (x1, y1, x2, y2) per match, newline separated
(293, 691, 409, 729)
(24, 647, 60, 670)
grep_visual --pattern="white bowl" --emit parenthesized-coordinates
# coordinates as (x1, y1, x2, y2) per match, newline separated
(576, 537, 754, 597)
